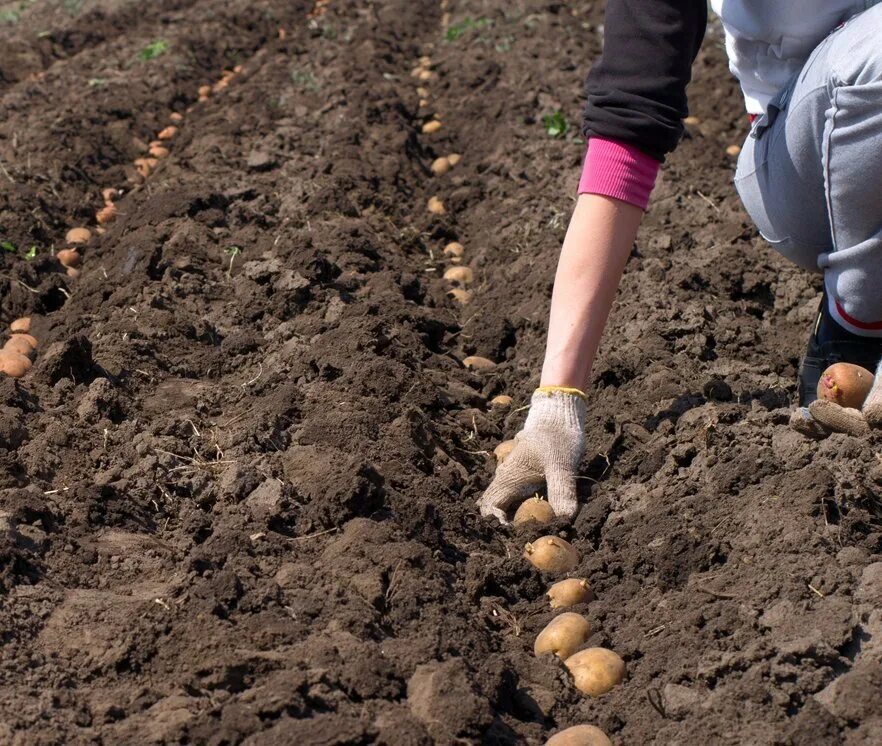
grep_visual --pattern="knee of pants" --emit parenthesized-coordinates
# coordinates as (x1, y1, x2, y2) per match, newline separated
(825, 266, 882, 332)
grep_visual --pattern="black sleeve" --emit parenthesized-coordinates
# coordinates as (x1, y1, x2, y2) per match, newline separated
(582, 0, 707, 162)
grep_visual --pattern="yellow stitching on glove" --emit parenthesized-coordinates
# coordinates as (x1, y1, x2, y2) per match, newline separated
(536, 386, 587, 400)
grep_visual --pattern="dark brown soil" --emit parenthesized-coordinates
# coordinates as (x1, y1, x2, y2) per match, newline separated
(1, 1, 880, 744)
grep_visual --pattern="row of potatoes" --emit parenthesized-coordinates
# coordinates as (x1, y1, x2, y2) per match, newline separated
(0, 64, 246, 379)
(411, 33, 620, 743)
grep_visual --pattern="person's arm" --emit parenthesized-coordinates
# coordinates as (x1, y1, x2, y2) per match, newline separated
(478, 1, 707, 524)
(540, 193, 643, 389)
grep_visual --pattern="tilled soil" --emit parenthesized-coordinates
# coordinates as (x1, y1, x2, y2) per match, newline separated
(1, 1, 881, 744)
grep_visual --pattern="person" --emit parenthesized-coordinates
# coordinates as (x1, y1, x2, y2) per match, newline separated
(479, 0, 882, 524)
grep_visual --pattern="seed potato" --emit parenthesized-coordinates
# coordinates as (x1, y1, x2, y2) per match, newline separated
(490, 394, 512, 409)
(448, 288, 471, 304)
(10, 318, 31, 333)
(431, 157, 451, 176)
(4, 336, 35, 358)
(534, 612, 591, 659)
(0, 350, 31, 377)
(57, 249, 81, 268)
(513, 496, 555, 525)
(545, 724, 613, 746)
(96, 205, 117, 224)
(65, 227, 91, 245)
(158, 126, 178, 140)
(443, 241, 464, 260)
(817, 362, 873, 409)
(564, 647, 625, 696)
(443, 266, 473, 284)
(462, 355, 495, 370)
(547, 578, 592, 608)
(524, 536, 578, 574)
(422, 120, 442, 134)
(494, 439, 516, 463)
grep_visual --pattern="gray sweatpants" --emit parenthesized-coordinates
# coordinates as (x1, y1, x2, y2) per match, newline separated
(735, 3, 882, 336)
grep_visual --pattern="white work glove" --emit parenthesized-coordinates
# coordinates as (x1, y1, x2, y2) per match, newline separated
(478, 388, 586, 523)
(791, 360, 882, 437)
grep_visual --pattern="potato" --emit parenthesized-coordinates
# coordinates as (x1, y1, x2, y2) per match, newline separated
(101, 187, 117, 204)
(817, 362, 873, 409)
(57, 248, 81, 268)
(683, 116, 700, 126)
(545, 724, 613, 746)
(10, 317, 30, 333)
(494, 439, 516, 463)
(443, 266, 473, 284)
(96, 205, 117, 224)
(0, 350, 31, 377)
(524, 536, 578, 574)
(149, 144, 170, 159)
(65, 227, 91, 245)
(422, 120, 442, 134)
(134, 159, 153, 178)
(547, 578, 592, 608)
(726, 144, 741, 156)
(418, 69, 433, 81)
(419, 55, 432, 67)
(427, 196, 446, 215)
(514, 496, 555, 525)
(448, 288, 471, 304)
(463, 355, 495, 370)
(169, 112, 184, 122)
(535, 612, 591, 659)
(490, 394, 512, 409)
(198, 85, 211, 100)
(158, 126, 178, 140)
(443, 241, 464, 260)
(447, 153, 461, 166)
(416, 86, 429, 97)
(564, 647, 625, 696)
(4, 336, 35, 358)
(8, 333, 36, 350)
(431, 157, 451, 176)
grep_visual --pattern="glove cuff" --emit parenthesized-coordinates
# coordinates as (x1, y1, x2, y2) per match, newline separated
(524, 388, 587, 432)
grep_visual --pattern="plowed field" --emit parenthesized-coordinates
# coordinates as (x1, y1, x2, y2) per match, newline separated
(1, 1, 880, 744)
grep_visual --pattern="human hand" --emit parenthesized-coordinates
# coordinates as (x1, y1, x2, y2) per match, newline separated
(790, 363, 882, 437)
(478, 388, 586, 523)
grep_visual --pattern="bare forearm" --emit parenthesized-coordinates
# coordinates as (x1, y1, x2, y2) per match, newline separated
(539, 193, 643, 389)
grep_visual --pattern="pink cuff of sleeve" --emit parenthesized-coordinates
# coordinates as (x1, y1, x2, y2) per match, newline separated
(578, 137, 660, 211)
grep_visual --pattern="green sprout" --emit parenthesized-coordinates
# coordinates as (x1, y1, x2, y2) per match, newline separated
(139, 39, 169, 61)
(542, 110, 569, 139)
(445, 16, 493, 42)
(291, 68, 318, 90)
(224, 246, 242, 279)
(1, 241, 37, 258)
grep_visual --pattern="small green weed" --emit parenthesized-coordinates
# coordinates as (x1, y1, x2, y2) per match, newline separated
(445, 16, 492, 42)
(224, 246, 242, 278)
(139, 39, 169, 61)
(542, 110, 569, 138)
(291, 68, 318, 90)
(1, 240, 37, 259)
